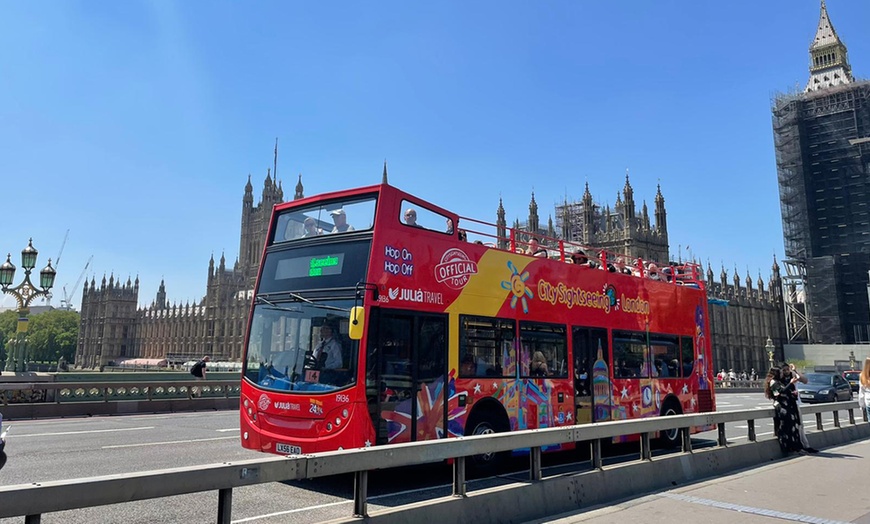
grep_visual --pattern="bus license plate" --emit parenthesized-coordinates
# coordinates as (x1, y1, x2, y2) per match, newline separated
(276, 443, 302, 455)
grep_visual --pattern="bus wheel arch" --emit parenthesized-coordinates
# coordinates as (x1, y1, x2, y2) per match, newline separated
(657, 395, 683, 449)
(465, 398, 511, 435)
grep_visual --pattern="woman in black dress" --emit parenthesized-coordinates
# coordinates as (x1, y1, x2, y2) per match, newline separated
(763, 366, 805, 455)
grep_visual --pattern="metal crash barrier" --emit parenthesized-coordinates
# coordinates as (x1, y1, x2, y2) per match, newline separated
(0, 401, 866, 523)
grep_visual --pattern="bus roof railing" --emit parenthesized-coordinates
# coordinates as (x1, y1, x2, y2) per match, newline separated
(455, 213, 705, 290)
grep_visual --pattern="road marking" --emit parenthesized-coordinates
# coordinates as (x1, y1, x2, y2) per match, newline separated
(729, 431, 774, 440)
(14, 427, 155, 438)
(661, 493, 850, 524)
(102, 436, 238, 449)
(231, 481, 460, 523)
(217, 428, 239, 432)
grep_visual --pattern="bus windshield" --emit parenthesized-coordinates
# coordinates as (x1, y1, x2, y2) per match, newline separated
(244, 298, 358, 392)
(274, 196, 376, 242)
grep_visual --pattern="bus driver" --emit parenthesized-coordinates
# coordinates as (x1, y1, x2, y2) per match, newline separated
(313, 325, 343, 369)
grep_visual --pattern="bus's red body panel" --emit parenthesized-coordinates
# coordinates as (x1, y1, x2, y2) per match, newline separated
(240, 184, 714, 455)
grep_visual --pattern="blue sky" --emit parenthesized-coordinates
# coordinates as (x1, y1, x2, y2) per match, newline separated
(1, 1, 868, 308)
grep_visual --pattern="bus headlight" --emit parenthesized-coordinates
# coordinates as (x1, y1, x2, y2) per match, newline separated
(326, 422, 333, 431)
(342, 409, 349, 419)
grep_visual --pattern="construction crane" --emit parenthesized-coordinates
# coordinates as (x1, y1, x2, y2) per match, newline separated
(44, 230, 70, 306)
(60, 255, 93, 311)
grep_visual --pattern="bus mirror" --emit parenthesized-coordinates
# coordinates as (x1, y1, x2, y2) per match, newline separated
(348, 306, 365, 340)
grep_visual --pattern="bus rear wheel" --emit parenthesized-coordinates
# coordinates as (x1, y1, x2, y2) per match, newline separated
(466, 410, 508, 474)
(657, 400, 683, 449)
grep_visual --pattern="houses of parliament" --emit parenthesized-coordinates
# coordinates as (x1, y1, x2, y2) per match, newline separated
(74, 162, 786, 374)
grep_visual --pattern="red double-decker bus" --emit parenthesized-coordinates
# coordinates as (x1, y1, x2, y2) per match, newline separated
(240, 184, 715, 459)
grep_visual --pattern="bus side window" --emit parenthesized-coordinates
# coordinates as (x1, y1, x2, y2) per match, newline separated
(520, 321, 567, 378)
(613, 330, 646, 378)
(649, 334, 679, 379)
(459, 315, 514, 378)
(680, 336, 694, 378)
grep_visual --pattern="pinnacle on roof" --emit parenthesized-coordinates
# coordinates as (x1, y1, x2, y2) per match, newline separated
(382, 160, 389, 184)
(294, 174, 304, 200)
(805, 1, 853, 92)
(810, 1, 840, 50)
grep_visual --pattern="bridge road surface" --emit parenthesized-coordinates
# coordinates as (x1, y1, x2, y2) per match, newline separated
(0, 392, 851, 523)
(528, 437, 870, 524)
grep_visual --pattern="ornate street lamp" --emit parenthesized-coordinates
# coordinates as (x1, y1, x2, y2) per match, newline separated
(2, 239, 56, 372)
(765, 336, 775, 370)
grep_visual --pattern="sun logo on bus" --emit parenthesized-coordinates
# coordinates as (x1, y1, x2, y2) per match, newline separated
(500, 260, 533, 314)
(603, 284, 620, 310)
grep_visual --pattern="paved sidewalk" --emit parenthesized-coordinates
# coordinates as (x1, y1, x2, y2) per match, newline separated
(529, 438, 870, 524)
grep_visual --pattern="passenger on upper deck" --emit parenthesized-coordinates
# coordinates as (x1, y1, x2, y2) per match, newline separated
(330, 209, 355, 233)
(404, 208, 422, 227)
(303, 217, 322, 237)
(446, 218, 454, 234)
(526, 238, 548, 257)
(647, 263, 662, 281)
(570, 249, 595, 268)
(613, 256, 632, 275)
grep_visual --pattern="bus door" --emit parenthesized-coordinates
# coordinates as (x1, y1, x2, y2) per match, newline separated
(572, 327, 609, 424)
(365, 309, 447, 445)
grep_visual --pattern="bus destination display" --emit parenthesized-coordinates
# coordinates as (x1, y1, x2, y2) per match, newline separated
(275, 253, 345, 280)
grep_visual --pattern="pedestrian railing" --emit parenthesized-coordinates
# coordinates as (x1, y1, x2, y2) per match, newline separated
(0, 401, 865, 523)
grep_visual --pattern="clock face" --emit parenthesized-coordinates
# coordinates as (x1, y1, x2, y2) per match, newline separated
(642, 385, 652, 407)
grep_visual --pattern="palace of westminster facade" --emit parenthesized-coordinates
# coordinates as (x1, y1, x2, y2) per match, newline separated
(75, 166, 786, 374)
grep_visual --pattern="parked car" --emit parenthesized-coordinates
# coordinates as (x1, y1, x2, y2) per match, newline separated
(797, 373, 853, 403)
(842, 370, 860, 392)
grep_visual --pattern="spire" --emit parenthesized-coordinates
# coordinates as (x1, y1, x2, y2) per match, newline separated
(294, 174, 304, 200)
(382, 160, 389, 184)
(528, 191, 539, 234)
(806, 1, 853, 92)
(496, 197, 507, 250)
(622, 170, 635, 222)
(654, 183, 667, 233)
(273, 137, 278, 181)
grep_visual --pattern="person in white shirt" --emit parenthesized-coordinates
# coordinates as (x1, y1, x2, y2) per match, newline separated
(313, 325, 343, 370)
(858, 357, 870, 423)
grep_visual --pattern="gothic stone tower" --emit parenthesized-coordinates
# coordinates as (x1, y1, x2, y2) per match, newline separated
(550, 173, 669, 262)
(75, 147, 299, 367)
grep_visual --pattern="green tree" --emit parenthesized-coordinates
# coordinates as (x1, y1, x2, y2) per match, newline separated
(0, 309, 79, 365)
(0, 309, 17, 364)
(25, 310, 80, 363)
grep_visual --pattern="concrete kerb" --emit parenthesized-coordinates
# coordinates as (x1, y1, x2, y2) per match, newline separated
(323, 423, 870, 524)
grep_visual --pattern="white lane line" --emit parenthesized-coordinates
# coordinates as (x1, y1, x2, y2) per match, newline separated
(231, 482, 458, 523)
(14, 427, 155, 438)
(216, 428, 239, 432)
(102, 436, 237, 449)
(729, 431, 775, 441)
